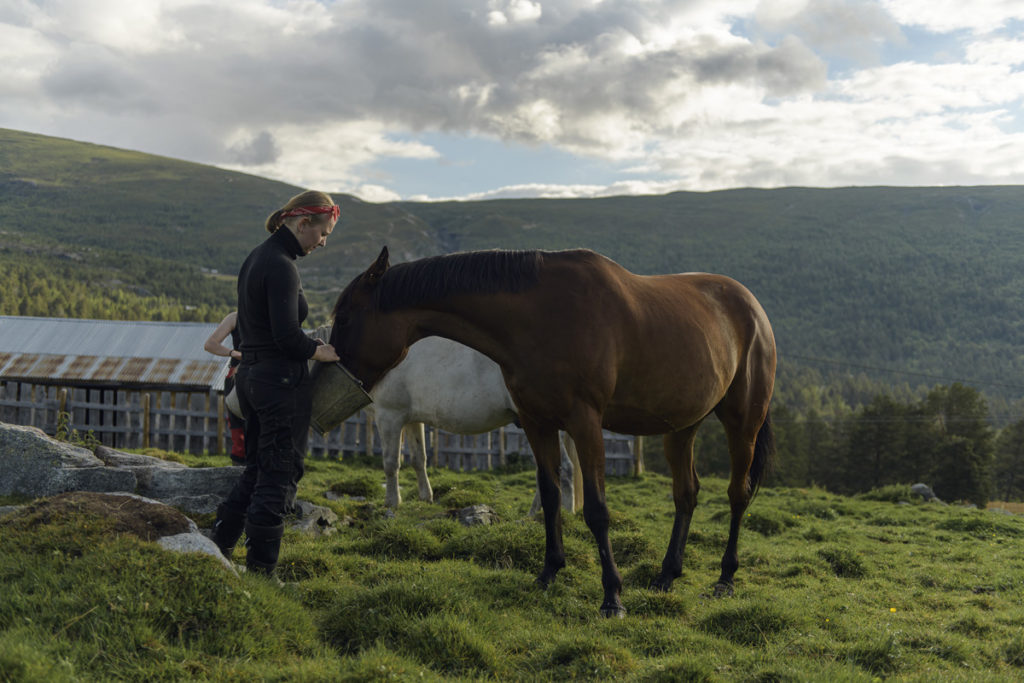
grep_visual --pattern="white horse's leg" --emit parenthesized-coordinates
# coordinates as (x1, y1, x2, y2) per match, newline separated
(375, 413, 405, 508)
(530, 432, 580, 515)
(403, 422, 434, 502)
(561, 433, 583, 513)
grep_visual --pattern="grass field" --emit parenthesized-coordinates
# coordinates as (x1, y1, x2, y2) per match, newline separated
(2, 453, 1024, 681)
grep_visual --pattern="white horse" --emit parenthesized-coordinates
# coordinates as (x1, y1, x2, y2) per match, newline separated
(363, 336, 581, 511)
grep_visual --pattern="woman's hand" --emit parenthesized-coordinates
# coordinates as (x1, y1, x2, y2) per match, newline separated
(312, 343, 341, 363)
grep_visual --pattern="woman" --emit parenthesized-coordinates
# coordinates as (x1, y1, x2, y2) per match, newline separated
(203, 311, 246, 465)
(212, 190, 341, 576)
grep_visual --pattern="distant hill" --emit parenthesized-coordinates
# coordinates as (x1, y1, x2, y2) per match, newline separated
(3, 127, 1024, 415)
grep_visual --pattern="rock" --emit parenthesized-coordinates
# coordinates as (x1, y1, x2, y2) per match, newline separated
(287, 499, 342, 537)
(0, 505, 24, 518)
(325, 490, 365, 502)
(0, 424, 137, 496)
(158, 532, 236, 572)
(452, 504, 498, 526)
(0, 421, 241, 514)
(134, 466, 241, 503)
(2, 491, 236, 572)
(910, 483, 938, 502)
(94, 445, 188, 469)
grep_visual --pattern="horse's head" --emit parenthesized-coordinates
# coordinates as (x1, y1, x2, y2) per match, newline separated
(330, 246, 410, 389)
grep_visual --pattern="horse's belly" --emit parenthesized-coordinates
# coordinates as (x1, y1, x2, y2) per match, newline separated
(408, 405, 518, 435)
(602, 403, 710, 435)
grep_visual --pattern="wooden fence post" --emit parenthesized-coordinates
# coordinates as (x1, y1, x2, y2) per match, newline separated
(364, 412, 375, 457)
(216, 392, 225, 455)
(498, 427, 506, 466)
(431, 427, 440, 467)
(633, 435, 645, 476)
(142, 392, 151, 449)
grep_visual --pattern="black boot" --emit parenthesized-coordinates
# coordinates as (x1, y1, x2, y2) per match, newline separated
(211, 504, 247, 559)
(244, 521, 285, 577)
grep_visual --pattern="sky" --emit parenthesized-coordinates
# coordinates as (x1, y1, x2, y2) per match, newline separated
(2, 0, 1024, 202)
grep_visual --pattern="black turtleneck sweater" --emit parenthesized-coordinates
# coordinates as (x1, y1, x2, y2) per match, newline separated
(236, 227, 319, 362)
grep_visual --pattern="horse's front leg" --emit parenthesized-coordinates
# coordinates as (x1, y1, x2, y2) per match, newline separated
(403, 422, 433, 502)
(374, 413, 405, 508)
(521, 419, 565, 587)
(568, 411, 624, 618)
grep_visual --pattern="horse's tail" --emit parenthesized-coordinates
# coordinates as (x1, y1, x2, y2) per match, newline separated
(747, 408, 775, 499)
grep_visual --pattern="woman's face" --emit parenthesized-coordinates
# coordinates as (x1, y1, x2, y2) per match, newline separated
(295, 216, 336, 255)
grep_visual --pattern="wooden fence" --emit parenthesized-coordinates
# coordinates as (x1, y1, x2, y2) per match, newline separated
(0, 380, 641, 476)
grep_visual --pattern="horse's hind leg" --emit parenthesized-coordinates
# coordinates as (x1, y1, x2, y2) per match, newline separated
(566, 410, 624, 618)
(714, 408, 770, 596)
(520, 418, 566, 588)
(404, 422, 433, 502)
(651, 425, 700, 592)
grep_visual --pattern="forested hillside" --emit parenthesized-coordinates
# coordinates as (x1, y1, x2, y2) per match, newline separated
(3, 127, 1024, 425)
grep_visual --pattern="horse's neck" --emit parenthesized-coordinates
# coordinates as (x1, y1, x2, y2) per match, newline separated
(409, 296, 521, 370)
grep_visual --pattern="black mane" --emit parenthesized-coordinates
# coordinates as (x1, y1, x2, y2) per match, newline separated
(376, 249, 545, 312)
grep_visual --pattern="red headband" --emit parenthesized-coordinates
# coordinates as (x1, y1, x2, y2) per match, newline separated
(280, 204, 340, 221)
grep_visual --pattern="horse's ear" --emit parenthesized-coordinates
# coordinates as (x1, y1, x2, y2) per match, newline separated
(366, 246, 389, 284)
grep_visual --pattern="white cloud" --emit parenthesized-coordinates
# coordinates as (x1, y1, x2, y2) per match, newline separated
(220, 120, 440, 194)
(879, 0, 1024, 34)
(413, 178, 687, 201)
(965, 37, 1024, 65)
(1, 0, 1024, 200)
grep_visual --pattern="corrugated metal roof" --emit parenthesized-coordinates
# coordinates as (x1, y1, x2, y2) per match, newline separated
(0, 316, 231, 391)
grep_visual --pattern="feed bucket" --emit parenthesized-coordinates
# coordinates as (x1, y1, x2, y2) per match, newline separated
(309, 361, 373, 433)
(225, 387, 242, 418)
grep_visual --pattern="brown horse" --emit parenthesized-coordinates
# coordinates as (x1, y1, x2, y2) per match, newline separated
(330, 246, 776, 617)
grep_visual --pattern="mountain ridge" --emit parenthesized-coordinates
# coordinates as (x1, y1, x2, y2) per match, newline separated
(2, 127, 1023, 413)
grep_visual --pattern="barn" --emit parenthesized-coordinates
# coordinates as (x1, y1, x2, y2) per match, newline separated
(0, 315, 639, 473)
(0, 315, 231, 453)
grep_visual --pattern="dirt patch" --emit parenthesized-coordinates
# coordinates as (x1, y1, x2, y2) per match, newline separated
(3, 491, 192, 541)
(987, 501, 1024, 515)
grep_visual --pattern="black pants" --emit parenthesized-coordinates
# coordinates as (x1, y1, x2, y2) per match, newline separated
(221, 358, 312, 528)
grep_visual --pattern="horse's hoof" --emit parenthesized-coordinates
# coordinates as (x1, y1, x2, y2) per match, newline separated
(600, 604, 627, 619)
(712, 582, 734, 598)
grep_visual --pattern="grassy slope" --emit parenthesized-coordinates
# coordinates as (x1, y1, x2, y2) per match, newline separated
(0, 128, 439, 323)
(2, 455, 1023, 681)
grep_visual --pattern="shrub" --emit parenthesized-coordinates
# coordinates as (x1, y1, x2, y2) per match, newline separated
(434, 481, 496, 508)
(743, 509, 791, 536)
(402, 613, 502, 676)
(355, 519, 443, 560)
(544, 637, 637, 679)
(843, 635, 900, 675)
(1003, 635, 1024, 667)
(328, 474, 382, 499)
(698, 602, 800, 647)
(936, 515, 1024, 538)
(610, 530, 655, 567)
(858, 484, 915, 503)
(817, 546, 866, 578)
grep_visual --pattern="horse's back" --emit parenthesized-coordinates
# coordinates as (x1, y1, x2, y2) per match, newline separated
(534, 252, 775, 433)
(369, 337, 518, 433)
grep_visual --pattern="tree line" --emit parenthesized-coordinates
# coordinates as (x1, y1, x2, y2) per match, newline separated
(0, 246, 233, 322)
(672, 382, 1024, 506)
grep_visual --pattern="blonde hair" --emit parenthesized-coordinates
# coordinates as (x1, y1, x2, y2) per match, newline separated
(265, 190, 336, 233)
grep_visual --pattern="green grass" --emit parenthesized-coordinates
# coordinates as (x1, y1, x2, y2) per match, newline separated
(3, 454, 1024, 681)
